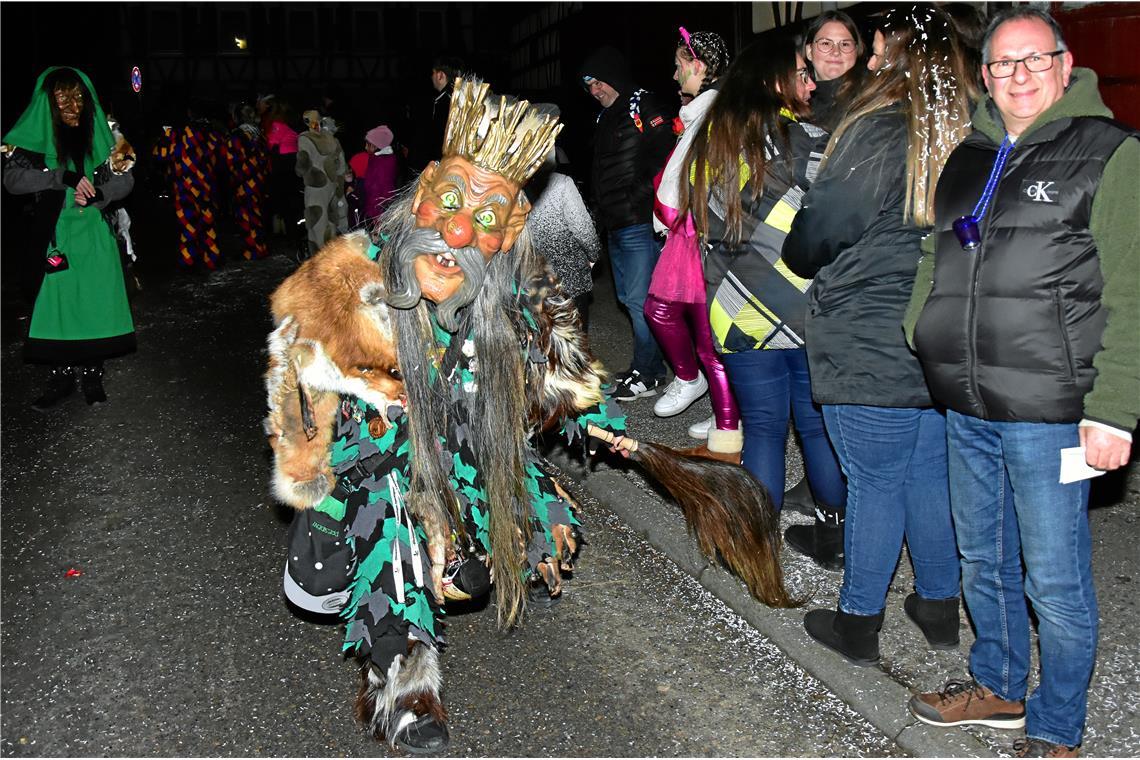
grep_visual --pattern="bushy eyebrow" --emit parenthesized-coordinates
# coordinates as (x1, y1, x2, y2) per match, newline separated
(441, 174, 467, 192)
(485, 193, 511, 206)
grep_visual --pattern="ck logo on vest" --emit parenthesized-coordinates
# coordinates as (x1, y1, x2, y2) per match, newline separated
(1021, 179, 1060, 203)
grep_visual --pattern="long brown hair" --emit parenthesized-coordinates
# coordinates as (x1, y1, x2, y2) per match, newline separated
(43, 68, 94, 172)
(678, 35, 804, 246)
(825, 5, 978, 227)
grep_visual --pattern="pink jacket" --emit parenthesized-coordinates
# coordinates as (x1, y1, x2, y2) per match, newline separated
(267, 121, 298, 156)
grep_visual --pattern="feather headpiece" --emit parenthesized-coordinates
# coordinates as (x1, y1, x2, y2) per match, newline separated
(441, 77, 563, 186)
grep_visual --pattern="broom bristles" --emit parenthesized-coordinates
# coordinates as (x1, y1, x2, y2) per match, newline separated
(631, 441, 805, 608)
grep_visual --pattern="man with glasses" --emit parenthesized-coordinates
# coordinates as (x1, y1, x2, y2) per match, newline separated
(909, 7, 1138, 758)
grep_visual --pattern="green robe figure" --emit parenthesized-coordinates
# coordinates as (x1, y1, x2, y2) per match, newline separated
(2, 66, 136, 409)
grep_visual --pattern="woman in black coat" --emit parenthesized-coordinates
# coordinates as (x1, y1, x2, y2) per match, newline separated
(782, 7, 977, 666)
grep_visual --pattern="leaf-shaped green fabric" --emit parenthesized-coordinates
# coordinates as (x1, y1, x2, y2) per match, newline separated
(314, 494, 346, 521)
(471, 504, 490, 554)
(389, 587, 436, 636)
(345, 517, 399, 612)
(452, 451, 477, 484)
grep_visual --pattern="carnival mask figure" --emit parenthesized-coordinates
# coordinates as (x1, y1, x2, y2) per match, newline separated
(2, 67, 136, 409)
(385, 81, 553, 331)
(265, 78, 793, 754)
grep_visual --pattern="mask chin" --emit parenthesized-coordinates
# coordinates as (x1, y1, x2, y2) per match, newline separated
(386, 226, 489, 332)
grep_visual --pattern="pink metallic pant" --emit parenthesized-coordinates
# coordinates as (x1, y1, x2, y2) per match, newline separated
(644, 294, 739, 431)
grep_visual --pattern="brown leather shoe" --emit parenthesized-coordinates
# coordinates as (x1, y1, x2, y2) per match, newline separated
(677, 443, 741, 465)
(908, 677, 1025, 729)
(1013, 738, 1080, 758)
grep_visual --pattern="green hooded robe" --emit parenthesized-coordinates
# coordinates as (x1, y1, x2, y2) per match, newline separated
(2, 66, 136, 365)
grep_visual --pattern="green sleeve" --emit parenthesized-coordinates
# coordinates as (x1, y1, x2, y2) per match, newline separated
(1085, 136, 1140, 434)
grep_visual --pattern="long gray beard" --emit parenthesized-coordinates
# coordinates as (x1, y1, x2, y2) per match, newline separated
(384, 226, 489, 332)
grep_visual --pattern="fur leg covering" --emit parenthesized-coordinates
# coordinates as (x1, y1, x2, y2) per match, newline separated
(355, 642, 446, 747)
(707, 427, 743, 454)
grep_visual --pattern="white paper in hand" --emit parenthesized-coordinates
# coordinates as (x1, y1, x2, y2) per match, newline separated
(1059, 447, 1106, 485)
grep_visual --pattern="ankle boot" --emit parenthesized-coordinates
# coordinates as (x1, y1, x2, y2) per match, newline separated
(31, 366, 76, 411)
(784, 507, 845, 571)
(804, 608, 884, 667)
(79, 364, 107, 405)
(783, 478, 817, 518)
(904, 593, 960, 649)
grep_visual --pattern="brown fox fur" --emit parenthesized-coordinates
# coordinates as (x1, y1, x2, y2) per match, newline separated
(264, 232, 405, 509)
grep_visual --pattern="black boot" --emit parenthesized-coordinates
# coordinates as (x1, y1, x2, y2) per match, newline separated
(784, 506, 845, 571)
(394, 712, 450, 755)
(804, 608, 884, 667)
(79, 364, 107, 405)
(783, 478, 817, 518)
(31, 366, 76, 411)
(904, 593, 960, 650)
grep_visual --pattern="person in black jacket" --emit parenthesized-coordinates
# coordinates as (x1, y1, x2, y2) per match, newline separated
(408, 56, 464, 173)
(908, 10, 1138, 756)
(782, 7, 977, 668)
(580, 46, 675, 400)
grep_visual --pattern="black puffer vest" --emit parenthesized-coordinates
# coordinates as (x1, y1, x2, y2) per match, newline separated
(915, 117, 1134, 422)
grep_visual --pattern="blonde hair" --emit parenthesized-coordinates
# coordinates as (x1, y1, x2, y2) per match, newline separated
(825, 5, 979, 227)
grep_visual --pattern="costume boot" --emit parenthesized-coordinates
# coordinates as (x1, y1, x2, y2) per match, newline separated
(356, 643, 449, 754)
(804, 608, 884, 667)
(904, 593, 960, 649)
(783, 478, 817, 518)
(678, 426, 742, 465)
(79, 364, 107, 405)
(31, 366, 76, 411)
(784, 506, 844, 571)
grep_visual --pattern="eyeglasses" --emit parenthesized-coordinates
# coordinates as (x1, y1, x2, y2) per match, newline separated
(796, 68, 812, 84)
(985, 50, 1065, 78)
(812, 38, 856, 55)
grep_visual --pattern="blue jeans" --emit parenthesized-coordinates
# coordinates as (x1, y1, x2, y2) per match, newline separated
(608, 223, 664, 379)
(822, 404, 959, 616)
(946, 411, 1096, 748)
(721, 348, 845, 511)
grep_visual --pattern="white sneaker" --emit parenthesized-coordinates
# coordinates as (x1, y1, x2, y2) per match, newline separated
(654, 372, 708, 417)
(687, 415, 714, 440)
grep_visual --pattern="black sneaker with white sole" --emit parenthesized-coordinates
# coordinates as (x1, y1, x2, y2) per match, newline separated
(613, 370, 661, 401)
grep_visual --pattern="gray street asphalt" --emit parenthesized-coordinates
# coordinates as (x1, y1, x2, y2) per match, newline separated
(1, 252, 894, 758)
(1, 243, 1136, 758)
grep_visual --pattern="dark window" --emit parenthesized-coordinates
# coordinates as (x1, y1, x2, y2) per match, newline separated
(148, 8, 183, 53)
(354, 9, 381, 51)
(289, 9, 317, 51)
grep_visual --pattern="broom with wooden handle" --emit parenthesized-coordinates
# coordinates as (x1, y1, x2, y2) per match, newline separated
(586, 424, 803, 608)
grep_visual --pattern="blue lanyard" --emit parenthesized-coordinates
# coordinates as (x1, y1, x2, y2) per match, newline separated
(970, 136, 1014, 222)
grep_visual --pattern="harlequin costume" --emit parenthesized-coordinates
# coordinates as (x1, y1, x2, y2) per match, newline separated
(224, 120, 271, 260)
(153, 118, 223, 269)
(2, 67, 136, 408)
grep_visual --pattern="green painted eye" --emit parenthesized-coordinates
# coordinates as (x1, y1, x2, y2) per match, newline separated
(440, 190, 460, 209)
(475, 209, 497, 228)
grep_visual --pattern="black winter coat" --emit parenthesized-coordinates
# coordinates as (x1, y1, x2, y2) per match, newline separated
(782, 109, 933, 408)
(580, 47, 675, 232)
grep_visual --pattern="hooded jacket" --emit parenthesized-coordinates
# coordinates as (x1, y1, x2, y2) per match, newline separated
(914, 68, 1139, 433)
(579, 47, 675, 231)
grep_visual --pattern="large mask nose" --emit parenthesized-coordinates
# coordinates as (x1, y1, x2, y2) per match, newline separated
(441, 213, 475, 249)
